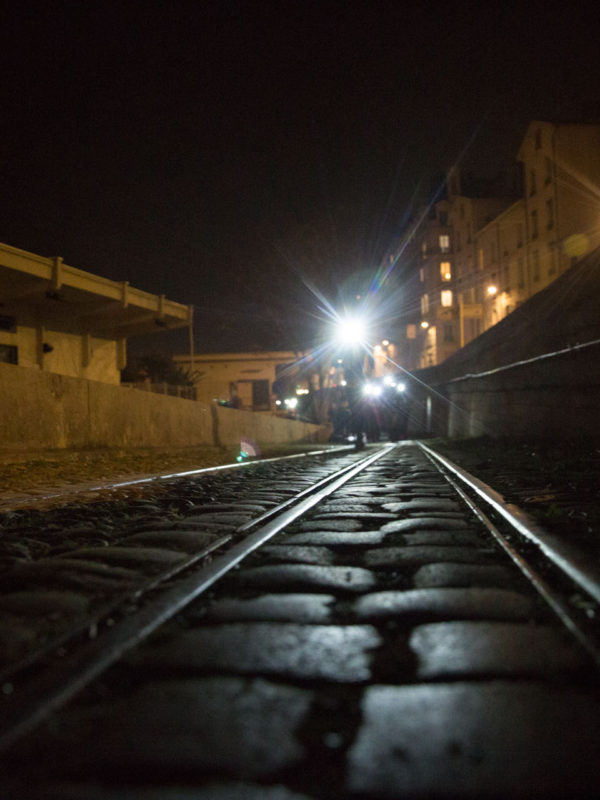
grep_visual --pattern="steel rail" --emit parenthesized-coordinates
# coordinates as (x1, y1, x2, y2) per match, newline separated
(0, 444, 393, 752)
(2, 445, 352, 510)
(0, 446, 363, 685)
(424, 454, 600, 667)
(418, 441, 600, 605)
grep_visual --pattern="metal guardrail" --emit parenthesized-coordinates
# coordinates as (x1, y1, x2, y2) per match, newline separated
(121, 382, 197, 400)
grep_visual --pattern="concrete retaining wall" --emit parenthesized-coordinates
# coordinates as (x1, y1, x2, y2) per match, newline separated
(0, 363, 328, 451)
(408, 342, 600, 440)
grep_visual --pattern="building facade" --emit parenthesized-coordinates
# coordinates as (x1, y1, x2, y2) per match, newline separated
(0, 241, 191, 384)
(393, 120, 600, 370)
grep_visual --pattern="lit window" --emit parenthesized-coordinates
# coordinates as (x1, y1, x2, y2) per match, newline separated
(421, 294, 430, 314)
(441, 290, 453, 307)
(406, 324, 416, 339)
(439, 235, 450, 252)
(419, 268, 425, 282)
(440, 262, 452, 281)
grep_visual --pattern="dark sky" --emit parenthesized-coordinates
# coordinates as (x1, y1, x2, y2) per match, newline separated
(2, 1, 599, 352)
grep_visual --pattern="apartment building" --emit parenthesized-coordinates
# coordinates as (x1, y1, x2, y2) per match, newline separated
(395, 120, 600, 369)
(518, 121, 600, 292)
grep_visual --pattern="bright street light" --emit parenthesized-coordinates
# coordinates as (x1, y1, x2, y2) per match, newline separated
(333, 314, 367, 347)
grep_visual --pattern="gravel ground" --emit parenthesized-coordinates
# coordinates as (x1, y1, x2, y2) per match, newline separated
(428, 437, 600, 558)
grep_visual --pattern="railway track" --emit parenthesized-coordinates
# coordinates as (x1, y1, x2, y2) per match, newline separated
(2, 441, 600, 798)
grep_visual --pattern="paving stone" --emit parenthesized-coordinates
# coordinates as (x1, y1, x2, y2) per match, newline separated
(381, 517, 472, 533)
(346, 682, 600, 797)
(0, 590, 90, 616)
(317, 502, 378, 513)
(131, 623, 381, 682)
(126, 530, 222, 552)
(196, 594, 335, 623)
(227, 564, 375, 593)
(390, 530, 485, 546)
(364, 546, 493, 568)
(298, 518, 363, 532)
(17, 783, 315, 800)
(410, 621, 589, 678)
(413, 563, 517, 589)
(3, 558, 142, 592)
(8, 679, 310, 780)
(382, 499, 463, 513)
(310, 512, 396, 523)
(188, 503, 267, 513)
(177, 513, 254, 527)
(354, 588, 535, 622)
(282, 531, 386, 546)
(62, 546, 187, 567)
(259, 545, 335, 566)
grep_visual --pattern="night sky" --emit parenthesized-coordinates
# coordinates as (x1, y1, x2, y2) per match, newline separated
(2, 1, 599, 353)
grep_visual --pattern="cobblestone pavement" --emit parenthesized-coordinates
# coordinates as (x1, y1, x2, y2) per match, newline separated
(429, 436, 600, 557)
(2, 443, 599, 798)
(0, 444, 330, 511)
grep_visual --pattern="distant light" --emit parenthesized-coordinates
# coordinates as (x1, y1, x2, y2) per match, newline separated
(284, 397, 298, 409)
(296, 388, 309, 395)
(487, 285, 498, 296)
(421, 321, 429, 329)
(363, 383, 382, 397)
(275, 400, 282, 406)
(374, 344, 382, 354)
(337, 358, 343, 364)
(396, 382, 406, 392)
(383, 375, 394, 386)
(382, 339, 390, 347)
(340, 380, 347, 387)
(334, 315, 367, 346)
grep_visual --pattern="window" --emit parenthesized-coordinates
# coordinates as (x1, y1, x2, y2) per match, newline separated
(443, 323, 454, 342)
(406, 324, 417, 339)
(460, 204, 465, 220)
(0, 315, 16, 332)
(438, 210, 448, 225)
(421, 294, 430, 314)
(421, 241, 427, 257)
(529, 170, 537, 196)
(545, 157, 553, 184)
(441, 290, 453, 307)
(456, 231, 461, 251)
(252, 379, 270, 411)
(531, 209, 538, 239)
(546, 199, 554, 229)
(535, 128, 542, 149)
(478, 249, 484, 270)
(440, 262, 452, 281)
(467, 223, 472, 244)
(532, 251, 540, 282)
(518, 257, 525, 288)
(439, 235, 450, 252)
(0, 344, 17, 364)
(419, 267, 426, 282)
(490, 242, 497, 263)
(517, 223, 523, 248)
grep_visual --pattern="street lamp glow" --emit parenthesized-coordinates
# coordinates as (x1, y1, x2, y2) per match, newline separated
(336, 316, 367, 345)
(487, 285, 498, 296)
(334, 315, 367, 346)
